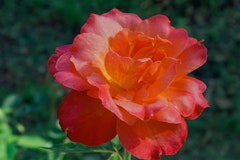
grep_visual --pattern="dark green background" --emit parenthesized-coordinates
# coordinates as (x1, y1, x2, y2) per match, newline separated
(1, 0, 239, 159)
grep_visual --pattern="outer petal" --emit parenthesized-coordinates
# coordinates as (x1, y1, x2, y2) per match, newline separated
(87, 74, 138, 125)
(70, 33, 110, 79)
(114, 96, 171, 121)
(117, 118, 187, 159)
(172, 76, 209, 119)
(48, 45, 71, 75)
(152, 105, 182, 123)
(167, 28, 188, 57)
(80, 13, 122, 38)
(177, 42, 207, 77)
(135, 15, 174, 38)
(48, 45, 88, 91)
(102, 8, 142, 30)
(57, 90, 117, 146)
(161, 87, 195, 117)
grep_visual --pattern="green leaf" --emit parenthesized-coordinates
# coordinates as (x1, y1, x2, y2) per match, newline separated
(16, 135, 52, 149)
(7, 143, 17, 160)
(0, 137, 17, 160)
(0, 140, 7, 160)
(1, 94, 20, 114)
(111, 136, 122, 151)
(47, 142, 114, 154)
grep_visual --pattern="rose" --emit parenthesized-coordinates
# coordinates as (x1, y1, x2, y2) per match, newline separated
(48, 9, 208, 159)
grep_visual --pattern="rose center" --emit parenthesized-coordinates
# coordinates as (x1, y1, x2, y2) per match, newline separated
(109, 28, 173, 62)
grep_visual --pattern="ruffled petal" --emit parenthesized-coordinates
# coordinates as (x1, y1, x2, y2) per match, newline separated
(161, 87, 195, 117)
(80, 13, 122, 38)
(177, 41, 207, 77)
(48, 45, 71, 76)
(57, 90, 117, 146)
(172, 76, 209, 119)
(87, 74, 138, 125)
(152, 105, 182, 123)
(117, 118, 187, 159)
(135, 15, 174, 38)
(114, 95, 169, 121)
(70, 33, 110, 79)
(102, 8, 142, 30)
(186, 104, 206, 120)
(142, 57, 178, 97)
(105, 51, 152, 90)
(48, 45, 88, 91)
(167, 28, 188, 57)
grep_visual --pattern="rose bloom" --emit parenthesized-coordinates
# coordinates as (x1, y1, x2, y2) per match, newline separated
(48, 9, 208, 160)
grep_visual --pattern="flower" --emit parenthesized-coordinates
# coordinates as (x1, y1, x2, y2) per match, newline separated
(48, 9, 208, 159)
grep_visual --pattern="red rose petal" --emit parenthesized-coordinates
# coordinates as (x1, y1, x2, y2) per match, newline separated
(153, 105, 182, 123)
(167, 28, 188, 57)
(87, 74, 138, 125)
(57, 90, 117, 146)
(177, 42, 207, 77)
(161, 87, 195, 117)
(117, 118, 187, 159)
(172, 76, 209, 119)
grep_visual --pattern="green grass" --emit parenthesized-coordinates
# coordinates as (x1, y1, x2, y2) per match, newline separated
(1, 0, 240, 159)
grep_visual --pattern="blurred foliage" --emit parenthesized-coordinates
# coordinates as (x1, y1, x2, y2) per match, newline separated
(0, 0, 240, 159)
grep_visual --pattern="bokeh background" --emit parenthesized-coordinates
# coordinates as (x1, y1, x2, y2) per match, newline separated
(1, 0, 240, 160)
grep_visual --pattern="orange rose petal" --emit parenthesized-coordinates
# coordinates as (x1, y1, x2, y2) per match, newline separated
(80, 13, 122, 38)
(102, 8, 142, 30)
(57, 91, 117, 146)
(135, 15, 174, 38)
(105, 51, 152, 90)
(117, 118, 187, 159)
(147, 58, 178, 97)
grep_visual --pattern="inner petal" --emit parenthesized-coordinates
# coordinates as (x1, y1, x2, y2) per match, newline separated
(104, 51, 152, 90)
(109, 29, 173, 62)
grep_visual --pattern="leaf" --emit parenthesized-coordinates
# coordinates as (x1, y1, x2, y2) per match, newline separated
(16, 135, 52, 149)
(1, 94, 20, 114)
(7, 143, 17, 160)
(111, 136, 122, 151)
(46, 142, 114, 154)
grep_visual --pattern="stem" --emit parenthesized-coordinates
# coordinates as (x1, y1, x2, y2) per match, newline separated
(123, 149, 131, 160)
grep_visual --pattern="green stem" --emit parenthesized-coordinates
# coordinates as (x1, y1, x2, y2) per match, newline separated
(123, 149, 131, 160)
